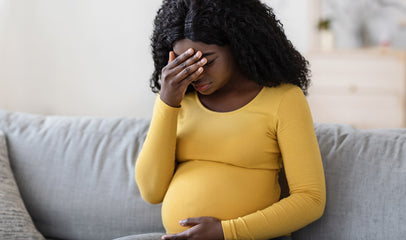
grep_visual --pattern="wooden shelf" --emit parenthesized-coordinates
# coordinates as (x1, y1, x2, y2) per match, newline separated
(305, 48, 406, 129)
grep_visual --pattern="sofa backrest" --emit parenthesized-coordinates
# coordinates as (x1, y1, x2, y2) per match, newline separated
(293, 123, 406, 239)
(0, 109, 164, 240)
(2, 108, 406, 240)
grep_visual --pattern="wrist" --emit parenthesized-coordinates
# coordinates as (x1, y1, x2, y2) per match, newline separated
(159, 93, 181, 108)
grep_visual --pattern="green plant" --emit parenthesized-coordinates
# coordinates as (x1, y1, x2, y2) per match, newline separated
(318, 18, 331, 31)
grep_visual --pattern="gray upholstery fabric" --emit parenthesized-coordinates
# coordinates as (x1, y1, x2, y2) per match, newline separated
(2, 107, 406, 240)
(0, 130, 45, 240)
(112, 233, 164, 240)
(293, 123, 406, 240)
(0, 110, 164, 240)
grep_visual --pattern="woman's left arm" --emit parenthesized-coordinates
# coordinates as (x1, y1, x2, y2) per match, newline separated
(221, 87, 326, 239)
(162, 87, 326, 240)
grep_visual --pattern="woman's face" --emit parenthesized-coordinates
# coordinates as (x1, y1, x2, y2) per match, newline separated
(173, 38, 239, 95)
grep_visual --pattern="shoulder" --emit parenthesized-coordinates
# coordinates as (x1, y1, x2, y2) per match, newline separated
(266, 83, 312, 126)
(262, 83, 303, 98)
(256, 83, 308, 119)
(259, 83, 304, 107)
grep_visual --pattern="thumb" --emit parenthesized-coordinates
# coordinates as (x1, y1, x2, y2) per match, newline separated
(168, 51, 175, 63)
(161, 232, 187, 240)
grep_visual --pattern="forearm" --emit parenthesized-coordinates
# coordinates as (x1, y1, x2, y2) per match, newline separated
(135, 96, 180, 204)
(221, 178, 325, 239)
(221, 86, 326, 239)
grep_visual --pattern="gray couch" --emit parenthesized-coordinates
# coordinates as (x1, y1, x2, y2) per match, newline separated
(0, 108, 405, 240)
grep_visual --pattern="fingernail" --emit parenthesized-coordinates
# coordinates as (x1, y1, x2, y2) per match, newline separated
(195, 51, 202, 58)
(179, 219, 186, 225)
(187, 48, 194, 54)
(200, 58, 207, 64)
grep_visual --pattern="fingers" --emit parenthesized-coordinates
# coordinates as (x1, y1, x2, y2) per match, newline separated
(159, 47, 206, 107)
(172, 50, 202, 73)
(168, 51, 176, 63)
(167, 48, 194, 68)
(161, 217, 223, 240)
(166, 48, 206, 74)
(175, 58, 206, 84)
(161, 49, 206, 88)
(179, 217, 200, 227)
(171, 51, 206, 80)
(180, 216, 217, 226)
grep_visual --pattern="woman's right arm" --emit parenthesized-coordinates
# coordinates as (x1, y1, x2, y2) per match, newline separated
(135, 96, 180, 204)
(135, 48, 206, 204)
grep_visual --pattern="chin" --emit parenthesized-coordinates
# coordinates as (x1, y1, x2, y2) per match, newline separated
(194, 85, 217, 95)
(197, 90, 213, 95)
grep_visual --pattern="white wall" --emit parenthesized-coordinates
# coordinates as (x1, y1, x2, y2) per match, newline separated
(264, 0, 319, 53)
(0, 0, 315, 118)
(0, 0, 162, 118)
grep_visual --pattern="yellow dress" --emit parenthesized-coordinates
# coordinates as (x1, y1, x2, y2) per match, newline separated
(135, 83, 326, 240)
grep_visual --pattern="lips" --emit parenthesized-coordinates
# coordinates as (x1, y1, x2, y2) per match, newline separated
(192, 80, 211, 92)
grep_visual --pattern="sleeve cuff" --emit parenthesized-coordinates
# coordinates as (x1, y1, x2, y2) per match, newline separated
(221, 220, 237, 240)
(153, 95, 181, 120)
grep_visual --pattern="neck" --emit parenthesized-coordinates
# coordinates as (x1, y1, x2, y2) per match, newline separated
(212, 73, 260, 97)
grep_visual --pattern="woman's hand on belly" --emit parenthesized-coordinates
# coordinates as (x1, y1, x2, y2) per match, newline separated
(161, 216, 224, 240)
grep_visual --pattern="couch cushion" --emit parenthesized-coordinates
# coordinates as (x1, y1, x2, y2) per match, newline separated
(0, 130, 45, 240)
(112, 232, 164, 240)
(293, 123, 406, 239)
(0, 109, 164, 240)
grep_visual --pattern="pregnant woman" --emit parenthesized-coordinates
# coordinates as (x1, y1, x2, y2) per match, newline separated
(135, 0, 326, 239)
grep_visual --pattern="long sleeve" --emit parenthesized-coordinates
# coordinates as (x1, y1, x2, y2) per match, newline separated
(135, 96, 180, 204)
(221, 87, 326, 239)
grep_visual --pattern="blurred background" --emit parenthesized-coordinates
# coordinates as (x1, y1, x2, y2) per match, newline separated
(0, 0, 405, 128)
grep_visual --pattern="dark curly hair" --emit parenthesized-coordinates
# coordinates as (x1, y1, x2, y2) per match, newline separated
(150, 0, 311, 95)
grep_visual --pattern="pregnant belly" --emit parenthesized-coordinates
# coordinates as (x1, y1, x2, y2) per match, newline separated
(162, 160, 281, 234)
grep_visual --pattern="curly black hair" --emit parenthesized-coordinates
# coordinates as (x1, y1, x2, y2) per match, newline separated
(150, 0, 311, 95)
